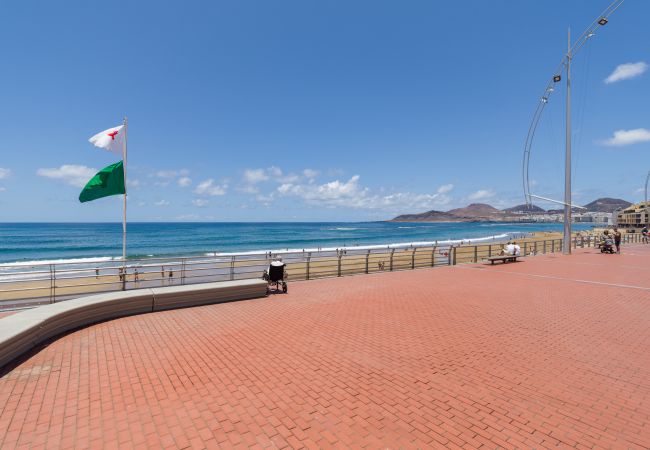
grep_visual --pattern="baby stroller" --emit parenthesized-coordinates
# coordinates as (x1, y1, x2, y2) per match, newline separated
(263, 260, 288, 294)
(599, 237, 615, 254)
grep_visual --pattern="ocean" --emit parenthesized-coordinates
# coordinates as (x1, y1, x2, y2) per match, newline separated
(0, 222, 594, 265)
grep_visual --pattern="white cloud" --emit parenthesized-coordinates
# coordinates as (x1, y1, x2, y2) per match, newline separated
(267, 166, 283, 179)
(0, 187, 6, 192)
(176, 214, 200, 221)
(256, 194, 275, 206)
(127, 179, 141, 189)
(156, 170, 176, 179)
(437, 184, 454, 194)
(0, 168, 10, 179)
(240, 166, 303, 194)
(192, 199, 209, 207)
(178, 177, 192, 187)
(468, 189, 495, 201)
(303, 169, 319, 179)
(244, 169, 269, 184)
(604, 62, 648, 84)
(155, 169, 189, 179)
(194, 179, 227, 196)
(276, 176, 452, 211)
(601, 128, 650, 147)
(37, 165, 97, 188)
(154, 199, 170, 206)
(238, 185, 260, 194)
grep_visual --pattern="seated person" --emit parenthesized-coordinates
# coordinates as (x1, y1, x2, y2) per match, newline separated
(501, 241, 521, 256)
(264, 257, 286, 280)
(600, 229, 611, 243)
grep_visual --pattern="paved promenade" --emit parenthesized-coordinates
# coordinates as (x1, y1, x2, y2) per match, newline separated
(1, 245, 650, 449)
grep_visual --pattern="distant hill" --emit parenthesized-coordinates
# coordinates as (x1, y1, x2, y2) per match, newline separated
(390, 210, 458, 222)
(388, 197, 632, 222)
(447, 203, 503, 218)
(390, 203, 504, 222)
(582, 198, 631, 213)
(503, 204, 545, 214)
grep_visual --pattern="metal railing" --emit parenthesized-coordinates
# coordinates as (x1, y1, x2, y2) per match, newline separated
(0, 232, 644, 311)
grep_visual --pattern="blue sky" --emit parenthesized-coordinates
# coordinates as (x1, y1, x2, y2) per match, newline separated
(0, 0, 648, 222)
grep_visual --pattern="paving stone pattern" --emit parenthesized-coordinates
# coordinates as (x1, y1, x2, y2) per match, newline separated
(1, 245, 650, 449)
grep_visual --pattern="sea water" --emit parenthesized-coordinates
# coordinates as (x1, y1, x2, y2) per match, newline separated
(0, 222, 594, 266)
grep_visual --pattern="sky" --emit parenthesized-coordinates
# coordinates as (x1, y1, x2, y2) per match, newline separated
(0, 0, 648, 222)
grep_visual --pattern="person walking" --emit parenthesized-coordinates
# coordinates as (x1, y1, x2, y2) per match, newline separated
(613, 227, 622, 254)
(642, 226, 649, 244)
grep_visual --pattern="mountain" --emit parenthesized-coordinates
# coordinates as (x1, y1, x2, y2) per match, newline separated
(582, 198, 631, 213)
(447, 203, 503, 218)
(390, 210, 458, 222)
(503, 204, 545, 214)
(388, 197, 632, 222)
(390, 203, 504, 222)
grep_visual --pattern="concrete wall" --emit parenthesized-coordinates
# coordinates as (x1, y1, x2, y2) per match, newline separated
(0, 279, 267, 370)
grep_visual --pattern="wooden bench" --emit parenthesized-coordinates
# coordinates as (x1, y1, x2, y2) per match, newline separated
(486, 255, 520, 264)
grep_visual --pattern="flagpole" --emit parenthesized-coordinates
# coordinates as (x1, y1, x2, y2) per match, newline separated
(122, 116, 128, 281)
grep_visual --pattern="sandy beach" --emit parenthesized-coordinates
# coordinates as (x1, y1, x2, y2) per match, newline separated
(0, 231, 588, 309)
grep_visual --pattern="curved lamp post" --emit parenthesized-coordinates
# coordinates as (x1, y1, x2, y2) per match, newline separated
(522, 0, 625, 254)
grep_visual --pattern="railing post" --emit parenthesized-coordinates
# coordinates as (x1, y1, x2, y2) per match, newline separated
(365, 250, 370, 274)
(543, 240, 547, 254)
(181, 258, 186, 285)
(523, 242, 527, 256)
(488, 245, 492, 258)
(337, 253, 342, 277)
(230, 256, 235, 281)
(452, 246, 457, 265)
(49, 264, 55, 303)
(473, 246, 478, 263)
(534, 241, 538, 255)
(306, 252, 311, 280)
(431, 246, 436, 267)
(411, 249, 416, 269)
(389, 249, 395, 271)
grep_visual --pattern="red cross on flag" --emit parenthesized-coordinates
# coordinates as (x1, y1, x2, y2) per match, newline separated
(88, 125, 125, 155)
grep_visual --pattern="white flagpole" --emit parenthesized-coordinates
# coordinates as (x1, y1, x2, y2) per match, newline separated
(122, 116, 128, 273)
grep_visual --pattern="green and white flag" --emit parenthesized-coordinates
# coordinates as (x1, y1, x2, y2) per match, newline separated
(79, 161, 125, 203)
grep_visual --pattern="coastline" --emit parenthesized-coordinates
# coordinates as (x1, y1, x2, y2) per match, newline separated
(0, 221, 595, 267)
(1, 229, 575, 309)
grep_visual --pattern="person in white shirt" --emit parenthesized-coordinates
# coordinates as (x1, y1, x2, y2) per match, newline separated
(502, 241, 521, 256)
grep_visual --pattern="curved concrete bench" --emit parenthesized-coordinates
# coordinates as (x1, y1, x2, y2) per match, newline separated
(0, 279, 267, 370)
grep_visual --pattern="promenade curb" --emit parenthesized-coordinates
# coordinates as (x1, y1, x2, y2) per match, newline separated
(0, 279, 267, 369)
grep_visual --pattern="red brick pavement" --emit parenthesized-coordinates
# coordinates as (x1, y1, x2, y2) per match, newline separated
(1, 245, 650, 449)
